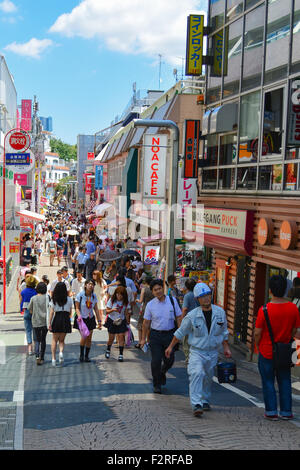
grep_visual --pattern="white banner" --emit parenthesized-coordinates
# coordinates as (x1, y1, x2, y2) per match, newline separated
(143, 134, 167, 199)
(144, 245, 160, 265)
(177, 160, 197, 217)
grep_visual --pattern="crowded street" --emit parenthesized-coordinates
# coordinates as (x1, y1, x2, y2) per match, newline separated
(2, 0, 300, 457)
(0, 210, 300, 452)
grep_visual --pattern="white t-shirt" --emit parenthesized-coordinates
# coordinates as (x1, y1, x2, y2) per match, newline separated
(50, 297, 73, 312)
(71, 277, 86, 296)
(106, 298, 127, 321)
(50, 278, 71, 293)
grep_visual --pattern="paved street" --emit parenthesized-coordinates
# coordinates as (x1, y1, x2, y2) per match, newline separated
(1, 254, 300, 451)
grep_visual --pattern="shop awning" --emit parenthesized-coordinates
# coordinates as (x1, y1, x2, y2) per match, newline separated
(16, 209, 45, 222)
(210, 102, 238, 134)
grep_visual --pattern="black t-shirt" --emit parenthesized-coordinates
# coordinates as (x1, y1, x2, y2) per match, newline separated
(203, 309, 212, 333)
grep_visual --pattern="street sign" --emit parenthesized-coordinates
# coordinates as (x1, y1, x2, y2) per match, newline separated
(5, 150, 35, 173)
(8, 131, 30, 151)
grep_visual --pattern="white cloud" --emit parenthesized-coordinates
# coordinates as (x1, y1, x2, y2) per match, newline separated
(0, 0, 17, 13)
(49, 0, 206, 65)
(4, 38, 54, 59)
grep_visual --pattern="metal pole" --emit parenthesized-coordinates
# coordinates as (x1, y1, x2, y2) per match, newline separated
(133, 119, 179, 276)
(3, 133, 7, 314)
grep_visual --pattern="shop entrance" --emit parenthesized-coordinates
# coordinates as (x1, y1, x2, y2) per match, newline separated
(234, 257, 251, 344)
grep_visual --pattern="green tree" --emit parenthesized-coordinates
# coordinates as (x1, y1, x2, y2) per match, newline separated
(54, 175, 73, 202)
(50, 138, 77, 161)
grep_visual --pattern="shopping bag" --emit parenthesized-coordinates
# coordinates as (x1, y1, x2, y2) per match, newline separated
(125, 326, 134, 347)
(77, 317, 90, 339)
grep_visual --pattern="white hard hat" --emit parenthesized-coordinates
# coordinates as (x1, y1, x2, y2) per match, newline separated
(194, 282, 212, 298)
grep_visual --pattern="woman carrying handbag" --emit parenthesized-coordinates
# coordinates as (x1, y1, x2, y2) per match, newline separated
(255, 275, 300, 421)
(74, 280, 102, 363)
(104, 286, 130, 362)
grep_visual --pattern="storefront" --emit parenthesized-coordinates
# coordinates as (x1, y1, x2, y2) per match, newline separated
(192, 196, 300, 360)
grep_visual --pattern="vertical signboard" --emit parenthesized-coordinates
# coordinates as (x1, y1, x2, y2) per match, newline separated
(185, 15, 204, 76)
(20, 99, 32, 132)
(95, 165, 104, 190)
(288, 78, 300, 147)
(178, 160, 197, 217)
(184, 120, 201, 178)
(143, 134, 168, 198)
(212, 27, 228, 77)
(87, 152, 95, 160)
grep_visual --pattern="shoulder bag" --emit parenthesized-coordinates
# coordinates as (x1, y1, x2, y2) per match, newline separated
(262, 305, 294, 370)
(169, 295, 181, 351)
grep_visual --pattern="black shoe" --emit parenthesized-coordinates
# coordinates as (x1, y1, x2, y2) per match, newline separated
(153, 386, 162, 394)
(79, 355, 84, 362)
(160, 371, 166, 386)
(105, 350, 110, 359)
(193, 404, 203, 417)
(84, 357, 91, 363)
(203, 403, 211, 411)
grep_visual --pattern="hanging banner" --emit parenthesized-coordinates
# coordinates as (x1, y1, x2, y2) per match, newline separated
(143, 134, 168, 199)
(144, 245, 160, 265)
(95, 165, 104, 190)
(288, 78, 300, 147)
(20, 99, 32, 132)
(177, 160, 197, 217)
(184, 120, 201, 178)
(185, 15, 204, 76)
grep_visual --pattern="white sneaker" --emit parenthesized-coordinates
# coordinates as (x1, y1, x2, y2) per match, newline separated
(59, 352, 64, 363)
(52, 359, 56, 367)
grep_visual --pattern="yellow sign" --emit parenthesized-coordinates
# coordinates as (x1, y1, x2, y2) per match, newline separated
(186, 15, 204, 76)
(212, 27, 228, 77)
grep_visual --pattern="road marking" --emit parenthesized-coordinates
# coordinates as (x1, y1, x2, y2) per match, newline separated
(213, 377, 265, 408)
(13, 335, 26, 450)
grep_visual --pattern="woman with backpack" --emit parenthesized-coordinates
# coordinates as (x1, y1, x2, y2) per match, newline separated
(74, 279, 102, 363)
(49, 282, 73, 366)
(104, 286, 130, 362)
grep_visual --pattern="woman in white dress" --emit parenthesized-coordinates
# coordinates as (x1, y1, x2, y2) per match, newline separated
(92, 270, 107, 318)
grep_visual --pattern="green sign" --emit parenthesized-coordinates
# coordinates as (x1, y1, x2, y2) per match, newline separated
(0, 167, 14, 180)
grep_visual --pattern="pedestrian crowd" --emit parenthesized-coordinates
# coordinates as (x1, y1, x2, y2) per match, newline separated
(16, 208, 300, 420)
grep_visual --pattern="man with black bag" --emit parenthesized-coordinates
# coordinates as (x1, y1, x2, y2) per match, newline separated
(140, 279, 182, 394)
(255, 275, 300, 421)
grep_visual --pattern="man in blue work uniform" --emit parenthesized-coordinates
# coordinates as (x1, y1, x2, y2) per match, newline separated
(140, 279, 182, 394)
(165, 283, 231, 417)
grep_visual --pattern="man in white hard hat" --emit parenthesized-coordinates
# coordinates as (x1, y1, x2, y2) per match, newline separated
(165, 282, 231, 417)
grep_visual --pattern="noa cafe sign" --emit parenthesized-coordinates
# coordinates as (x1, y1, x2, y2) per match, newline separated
(143, 134, 168, 199)
(257, 217, 298, 250)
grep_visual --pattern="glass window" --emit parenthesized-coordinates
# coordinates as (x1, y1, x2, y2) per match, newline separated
(261, 88, 284, 160)
(265, 0, 290, 84)
(202, 169, 218, 189)
(223, 19, 243, 98)
(245, 0, 262, 9)
(219, 134, 237, 165)
(226, 0, 243, 22)
(284, 163, 298, 190)
(237, 167, 257, 189)
(242, 6, 264, 91)
(210, 0, 225, 31)
(207, 33, 224, 103)
(258, 164, 282, 189)
(286, 147, 300, 159)
(206, 134, 219, 165)
(218, 168, 235, 189)
(239, 91, 260, 162)
(292, 0, 300, 73)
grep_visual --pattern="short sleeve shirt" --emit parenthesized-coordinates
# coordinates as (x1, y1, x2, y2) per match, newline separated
(106, 298, 127, 321)
(256, 302, 300, 359)
(183, 292, 199, 313)
(50, 297, 73, 313)
(75, 291, 98, 319)
(144, 296, 182, 331)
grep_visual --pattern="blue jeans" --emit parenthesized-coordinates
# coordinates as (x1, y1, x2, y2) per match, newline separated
(258, 353, 292, 417)
(23, 309, 33, 345)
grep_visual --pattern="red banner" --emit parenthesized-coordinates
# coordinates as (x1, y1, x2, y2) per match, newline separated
(21, 99, 32, 132)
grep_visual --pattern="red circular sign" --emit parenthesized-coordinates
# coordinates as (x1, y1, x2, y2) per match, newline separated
(9, 132, 28, 151)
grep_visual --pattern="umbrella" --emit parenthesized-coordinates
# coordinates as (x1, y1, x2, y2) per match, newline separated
(65, 229, 79, 236)
(122, 249, 140, 257)
(93, 202, 112, 216)
(98, 250, 122, 262)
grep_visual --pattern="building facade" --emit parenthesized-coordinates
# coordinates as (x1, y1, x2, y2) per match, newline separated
(199, 0, 300, 360)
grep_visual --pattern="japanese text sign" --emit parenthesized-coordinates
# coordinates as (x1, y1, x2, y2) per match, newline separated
(144, 246, 160, 265)
(186, 15, 204, 76)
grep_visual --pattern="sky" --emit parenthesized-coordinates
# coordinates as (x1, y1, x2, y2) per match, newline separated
(0, 0, 207, 145)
